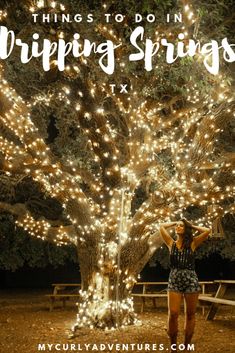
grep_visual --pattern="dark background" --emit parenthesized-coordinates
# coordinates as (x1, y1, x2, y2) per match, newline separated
(0, 254, 234, 289)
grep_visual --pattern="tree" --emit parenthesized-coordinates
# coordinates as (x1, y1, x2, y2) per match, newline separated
(0, 213, 77, 271)
(0, 0, 234, 331)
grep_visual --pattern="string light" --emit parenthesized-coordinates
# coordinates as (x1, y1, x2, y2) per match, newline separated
(0, 0, 234, 333)
(37, 0, 44, 8)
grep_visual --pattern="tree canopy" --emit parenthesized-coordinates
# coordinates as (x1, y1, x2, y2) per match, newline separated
(0, 0, 235, 329)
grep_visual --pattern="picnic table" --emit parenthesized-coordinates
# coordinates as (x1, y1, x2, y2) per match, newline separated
(45, 280, 235, 317)
(45, 283, 81, 311)
(132, 281, 214, 312)
(132, 282, 168, 312)
(199, 280, 235, 320)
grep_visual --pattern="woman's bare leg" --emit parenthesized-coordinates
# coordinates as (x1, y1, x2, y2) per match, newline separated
(168, 291, 183, 351)
(183, 293, 199, 348)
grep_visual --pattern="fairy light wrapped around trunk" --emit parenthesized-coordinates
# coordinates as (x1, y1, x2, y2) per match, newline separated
(0, 0, 234, 333)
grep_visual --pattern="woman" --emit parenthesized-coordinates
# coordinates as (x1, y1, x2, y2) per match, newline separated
(159, 219, 211, 351)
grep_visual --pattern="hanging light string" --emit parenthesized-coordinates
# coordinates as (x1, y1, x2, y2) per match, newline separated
(0, 0, 234, 331)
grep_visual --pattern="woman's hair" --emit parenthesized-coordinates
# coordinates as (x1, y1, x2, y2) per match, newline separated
(180, 218, 193, 248)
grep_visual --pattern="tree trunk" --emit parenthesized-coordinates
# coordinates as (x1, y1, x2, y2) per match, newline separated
(72, 268, 138, 333)
(72, 241, 140, 334)
(72, 232, 162, 335)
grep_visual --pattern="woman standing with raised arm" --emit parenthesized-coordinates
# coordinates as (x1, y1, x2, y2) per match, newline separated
(159, 219, 211, 352)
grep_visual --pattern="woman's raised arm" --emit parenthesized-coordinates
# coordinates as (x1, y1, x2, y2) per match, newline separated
(191, 224, 211, 249)
(159, 222, 176, 249)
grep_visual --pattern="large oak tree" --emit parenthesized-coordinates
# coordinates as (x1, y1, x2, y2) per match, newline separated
(0, 0, 234, 330)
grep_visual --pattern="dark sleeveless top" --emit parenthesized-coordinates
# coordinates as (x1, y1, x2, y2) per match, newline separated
(170, 242, 195, 270)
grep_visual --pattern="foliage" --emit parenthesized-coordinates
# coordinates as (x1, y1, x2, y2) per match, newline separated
(0, 0, 234, 268)
(195, 0, 235, 39)
(0, 213, 77, 271)
(0, 0, 234, 331)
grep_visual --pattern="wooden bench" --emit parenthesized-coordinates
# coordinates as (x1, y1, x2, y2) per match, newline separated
(132, 293, 167, 313)
(198, 280, 235, 320)
(132, 282, 168, 312)
(132, 281, 214, 313)
(45, 294, 81, 311)
(199, 296, 235, 306)
(45, 283, 81, 311)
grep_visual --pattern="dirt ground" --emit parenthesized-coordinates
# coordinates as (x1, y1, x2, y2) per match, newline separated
(0, 290, 234, 353)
